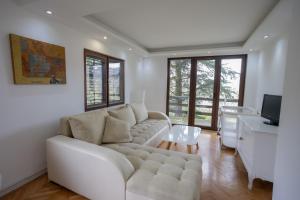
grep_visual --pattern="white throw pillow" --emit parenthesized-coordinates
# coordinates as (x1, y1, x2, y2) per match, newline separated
(131, 103, 148, 123)
(69, 110, 108, 144)
(102, 116, 132, 143)
(109, 105, 136, 127)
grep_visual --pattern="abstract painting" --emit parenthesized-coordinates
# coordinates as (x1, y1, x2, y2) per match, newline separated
(9, 34, 66, 84)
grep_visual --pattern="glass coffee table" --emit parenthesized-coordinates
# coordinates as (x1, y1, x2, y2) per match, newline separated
(162, 125, 201, 153)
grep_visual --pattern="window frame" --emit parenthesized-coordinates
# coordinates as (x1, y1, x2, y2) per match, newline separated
(84, 49, 125, 111)
(166, 54, 247, 130)
(108, 57, 125, 106)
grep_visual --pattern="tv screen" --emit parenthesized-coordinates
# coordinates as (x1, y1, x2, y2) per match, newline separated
(261, 94, 282, 126)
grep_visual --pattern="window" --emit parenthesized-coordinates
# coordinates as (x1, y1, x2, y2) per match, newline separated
(167, 59, 191, 125)
(219, 58, 244, 107)
(195, 59, 216, 127)
(167, 55, 247, 130)
(84, 49, 107, 110)
(108, 58, 124, 106)
(84, 49, 124, 111)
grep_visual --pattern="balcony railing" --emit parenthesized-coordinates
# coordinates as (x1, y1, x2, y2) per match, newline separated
(168, 96, 238, 117)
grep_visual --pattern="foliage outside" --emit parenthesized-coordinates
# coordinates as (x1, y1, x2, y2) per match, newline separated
(169, 59, 240, 125)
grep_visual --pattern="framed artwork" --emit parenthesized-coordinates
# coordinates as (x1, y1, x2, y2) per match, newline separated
(9, 34, 66, 84)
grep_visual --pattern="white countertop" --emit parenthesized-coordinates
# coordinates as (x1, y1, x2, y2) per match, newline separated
(221, 106, 257, 116)
(238, 115, 279, 135)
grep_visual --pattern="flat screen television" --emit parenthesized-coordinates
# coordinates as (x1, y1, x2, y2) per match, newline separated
(261, 94, 282, 126)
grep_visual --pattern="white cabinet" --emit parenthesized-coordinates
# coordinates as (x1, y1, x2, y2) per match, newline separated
(237, 115, 278, 190)
(219, 106, 257, 149)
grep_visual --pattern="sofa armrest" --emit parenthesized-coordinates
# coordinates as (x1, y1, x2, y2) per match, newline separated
(47, 135, 134, 200)
(148, 111, 172, 129)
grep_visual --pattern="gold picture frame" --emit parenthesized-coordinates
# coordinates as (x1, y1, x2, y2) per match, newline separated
(9, 34, 66, 84)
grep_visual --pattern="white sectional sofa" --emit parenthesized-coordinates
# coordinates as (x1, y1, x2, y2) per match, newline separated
(47, 105, 202, 200)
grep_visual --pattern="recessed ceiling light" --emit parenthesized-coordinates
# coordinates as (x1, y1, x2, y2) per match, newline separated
(264, 35, 270, 39)
(173, 53, 177, 56)
(128, 48, 132, 51)
(46, 10, 53, 15)
(103, 36, 108, 40)
(249, 49, 253, 52)
(208, 51, 211, 54)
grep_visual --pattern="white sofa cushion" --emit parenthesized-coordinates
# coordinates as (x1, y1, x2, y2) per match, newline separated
(131, 103, 148, 123)
(68, 110, 108, 144)
(109, 105, 136, 127)
(105, 143, 202, 200)
(102, 116, 132, 143)
(130, 119, 169, 145)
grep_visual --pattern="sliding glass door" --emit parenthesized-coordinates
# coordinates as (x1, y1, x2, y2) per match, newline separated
(167, 58, 191, 125)
(219, 58, 245, 107)
(194, 59, 216, 127)
(167, 55, 246, 130)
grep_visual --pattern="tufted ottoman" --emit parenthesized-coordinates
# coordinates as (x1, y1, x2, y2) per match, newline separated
(105, 143, 202, 200)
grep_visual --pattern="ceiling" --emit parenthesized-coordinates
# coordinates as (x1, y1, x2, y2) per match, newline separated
(16, 0, 280, 55)
(89, 0, 278, 51)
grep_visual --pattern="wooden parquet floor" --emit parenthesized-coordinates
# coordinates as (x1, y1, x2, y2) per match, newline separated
(1, 131, 273, 200)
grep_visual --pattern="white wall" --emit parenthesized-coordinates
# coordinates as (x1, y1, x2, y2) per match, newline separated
(141, 57, 168, 112)
(243, 52, 259, 109)
(141, 34, 289, 114)
(254, 36, 288, 111)
(273, 0, 300, 199)
(0, 0, 143, 193)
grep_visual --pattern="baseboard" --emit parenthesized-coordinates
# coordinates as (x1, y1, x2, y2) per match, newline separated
(0, 169, 47, 197)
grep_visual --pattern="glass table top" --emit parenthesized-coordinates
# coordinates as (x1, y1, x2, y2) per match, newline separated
(163, 125, 201, 145)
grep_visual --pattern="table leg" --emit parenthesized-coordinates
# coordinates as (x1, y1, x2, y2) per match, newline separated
(166, 141, 172, 150)
(157, 141, 164, 148)
(196, 142, 199, 150)
(187, 145, 192, 154)
(248, 175, 254, 190)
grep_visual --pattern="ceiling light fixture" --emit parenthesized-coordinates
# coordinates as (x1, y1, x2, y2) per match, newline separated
(264, 35, 270, 39)
(46, 10, 53, 15)
(173, 53, 177, 56)
(128, 48, 132, 51)
(249, 49, 253, 52)
(207, 51, 211, 54)
(103, 36, 108, 40)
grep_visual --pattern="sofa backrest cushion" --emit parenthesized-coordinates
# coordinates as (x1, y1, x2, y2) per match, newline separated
(108, 105, 136, 127)
(67, 109, 109, 144)
(130, 103, 148, 123)
(102, 116, 132, 143)
(59, 107, 126, 137)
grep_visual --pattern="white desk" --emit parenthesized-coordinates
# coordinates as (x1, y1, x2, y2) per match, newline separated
(237, 115, 278, 190)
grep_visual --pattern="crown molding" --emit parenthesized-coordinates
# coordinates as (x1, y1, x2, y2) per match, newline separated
(148, 42, 244, 53)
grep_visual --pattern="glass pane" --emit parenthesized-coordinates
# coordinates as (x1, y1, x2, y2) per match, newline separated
(219, 59, 242, 107)
(195, 59, 215, 127)
(109, 60, 122, 103)
(86, 56, 105, 107)
(168, 59, 191, 125)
